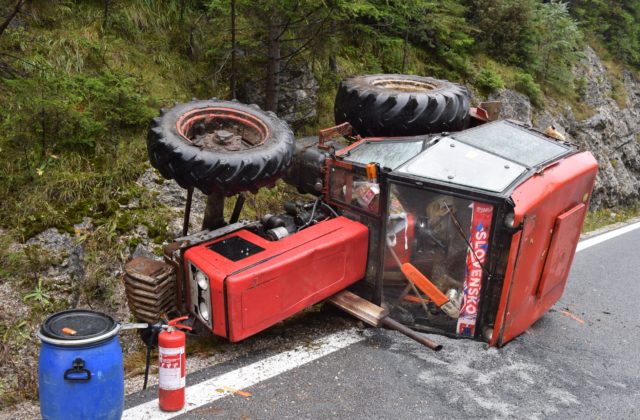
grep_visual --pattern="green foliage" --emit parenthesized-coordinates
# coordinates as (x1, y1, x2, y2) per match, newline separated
(475, 68, 505, 94)
(582, 203, 640, 232)
(469, 0, 538, 66)
(471, 1, 583, 94)
(0, 0, 633, 243)
(530, 1, 583, 93)
(2, 137, 144, 235)
(0, 2, 194, 238)
(0, 234, 25, 279)
(336, 0, 474, 77)
(0, 237, 64, 292)
(23, 278, 51, 306)
(1, 320, 30, 347)
(1, 70, 152, 155)
(514, 72, 543, 107)
(575, 76, 588, 99)
(570, 0, 640, 67)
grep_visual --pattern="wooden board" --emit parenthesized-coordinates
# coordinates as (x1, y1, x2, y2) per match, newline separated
(327, 290, 387, 327)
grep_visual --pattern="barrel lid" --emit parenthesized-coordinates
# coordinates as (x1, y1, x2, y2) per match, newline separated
(38, 309, 120, 346)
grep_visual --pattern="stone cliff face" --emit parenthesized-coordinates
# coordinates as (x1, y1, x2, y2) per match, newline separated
(491, 47, 640, 209)
(238, 65, 319, 129)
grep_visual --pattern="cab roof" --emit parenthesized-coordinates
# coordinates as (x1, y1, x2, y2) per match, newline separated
(342, 120, 575, 195)
(395, 120, 574, 193)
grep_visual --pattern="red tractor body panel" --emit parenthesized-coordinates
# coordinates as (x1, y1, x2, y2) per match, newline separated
(491, 152, 598, 346)
(184, 217, 368, 342)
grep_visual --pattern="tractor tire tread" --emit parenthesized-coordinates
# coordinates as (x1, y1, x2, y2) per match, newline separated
(334, 74, 470, 137)
(147, 100, 295, 196)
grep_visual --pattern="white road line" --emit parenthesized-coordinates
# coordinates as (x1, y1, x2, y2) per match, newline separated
(122, 329, 364, 419)
(576, 220, 640, 252)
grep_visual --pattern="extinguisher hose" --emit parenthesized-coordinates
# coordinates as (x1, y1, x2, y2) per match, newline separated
(142, 325, 162, 391)
(143, 341, 152, 390)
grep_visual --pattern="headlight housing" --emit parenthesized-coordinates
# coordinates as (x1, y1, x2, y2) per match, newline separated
(195, 270, 209, 290)
(190, 263, 212, 327)
(198, 301, 210, 321)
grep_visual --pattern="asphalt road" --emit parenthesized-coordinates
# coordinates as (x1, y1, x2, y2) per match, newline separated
(126, 225, 640, 419)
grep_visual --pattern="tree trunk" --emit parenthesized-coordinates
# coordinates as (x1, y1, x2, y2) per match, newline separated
(401, 27, 409, 73)
(179, 0, 186, 27)
(103, 0, 110, 30)
(230, 0, 237, 99)
(329, 20, 338, 73)
(265, 13, 281, 112)
(0, 0, 25, 39)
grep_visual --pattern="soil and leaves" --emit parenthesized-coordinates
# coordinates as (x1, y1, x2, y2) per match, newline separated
(0, 0, 639, 409)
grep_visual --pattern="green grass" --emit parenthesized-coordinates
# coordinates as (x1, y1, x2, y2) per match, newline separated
(0, 2, 216, 240)
(582, 204, 640, 233)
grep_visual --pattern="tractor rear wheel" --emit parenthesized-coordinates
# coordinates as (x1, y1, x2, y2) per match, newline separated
(334, 74, 470, 137)
(147, 100, 295, 195)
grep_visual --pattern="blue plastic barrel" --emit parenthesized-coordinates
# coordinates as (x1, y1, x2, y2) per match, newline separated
(37, 309, 124, 420)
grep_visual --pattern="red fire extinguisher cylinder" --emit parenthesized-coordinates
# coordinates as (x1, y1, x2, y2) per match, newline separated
(158, 317, 191, 412)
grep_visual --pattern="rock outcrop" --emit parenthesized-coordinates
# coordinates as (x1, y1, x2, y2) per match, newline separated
(238, 65, 319, 129)
(490, 47, 640, 209)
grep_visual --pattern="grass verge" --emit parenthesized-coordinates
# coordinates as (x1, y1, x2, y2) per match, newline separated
(582, 203, 640, 233)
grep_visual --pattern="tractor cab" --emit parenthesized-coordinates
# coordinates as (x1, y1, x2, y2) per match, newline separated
(326, 120, 597, 346)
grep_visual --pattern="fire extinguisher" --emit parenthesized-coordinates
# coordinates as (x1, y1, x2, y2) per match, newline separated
(141, 316, 192, 412)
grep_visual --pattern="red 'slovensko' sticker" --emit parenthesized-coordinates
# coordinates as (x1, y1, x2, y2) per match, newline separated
(457, 202, 493, 337)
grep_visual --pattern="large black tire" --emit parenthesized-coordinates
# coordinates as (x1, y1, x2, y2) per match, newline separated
(147, 100, 295, 195)
(334, 74, 471, 137)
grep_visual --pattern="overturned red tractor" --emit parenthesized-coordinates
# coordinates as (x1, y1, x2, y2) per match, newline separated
(124, 74, 597, 347)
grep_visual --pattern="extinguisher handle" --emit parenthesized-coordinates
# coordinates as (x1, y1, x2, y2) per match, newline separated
(167, 315, 192, 331)
(167, 315, 188, 325)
